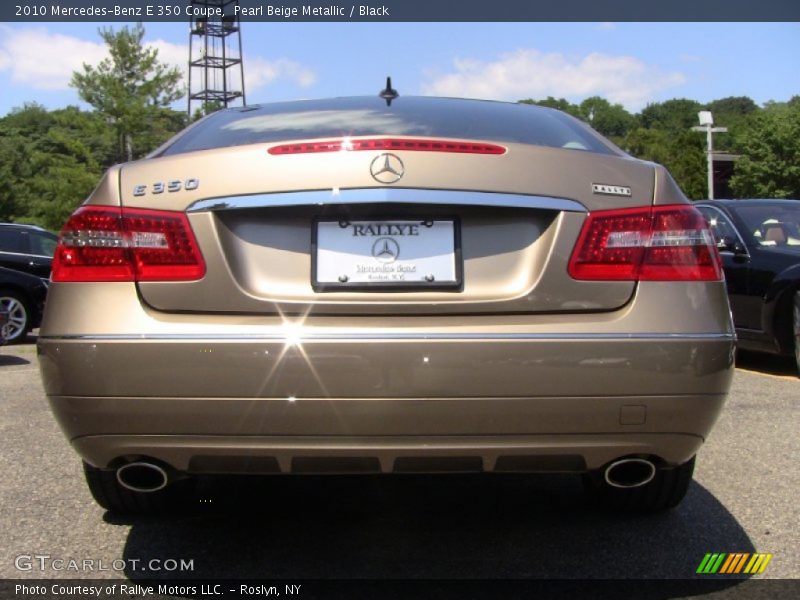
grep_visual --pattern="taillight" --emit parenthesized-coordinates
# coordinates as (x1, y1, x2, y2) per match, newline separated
(52, 206, 205, 282)
(568, 205, 722, 282)
(268, 138, 506, 155)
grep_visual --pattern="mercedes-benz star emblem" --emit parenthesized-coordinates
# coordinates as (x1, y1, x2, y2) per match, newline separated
(372, 237, 400, 263)
(370, 153, 404, 184)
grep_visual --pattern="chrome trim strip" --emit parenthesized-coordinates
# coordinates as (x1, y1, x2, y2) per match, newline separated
(0, 250, 51, 259)
(186, 188, 587, 213)
(40, 332, 735, 342)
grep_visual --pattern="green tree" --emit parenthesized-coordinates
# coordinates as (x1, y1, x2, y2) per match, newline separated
(0, 103, 50, 221)
(730, 102, 800, 198)
(70, 24, 185, 163)
(578, 96, 636, 141)
(701, 96, 759, 152)
(705, 96, 758, 119)
(624, 127, 706, 199)
(519, 97, 582, 118)
(24, 108, 111, 229)
(191, 100, 224, 122)
(639, 98, 703, 131)
(0, 104, 111, 228)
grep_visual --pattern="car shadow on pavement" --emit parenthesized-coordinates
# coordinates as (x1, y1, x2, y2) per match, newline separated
(735, 349, 796, 377)
(113, 473, 754, 596)
(0, 353, 30, 366)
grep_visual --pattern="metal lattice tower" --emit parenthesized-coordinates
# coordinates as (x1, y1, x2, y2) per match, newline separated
(187, 0, 246, 116)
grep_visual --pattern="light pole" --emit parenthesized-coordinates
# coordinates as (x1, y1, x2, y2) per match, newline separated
(692, 111, 727, 199)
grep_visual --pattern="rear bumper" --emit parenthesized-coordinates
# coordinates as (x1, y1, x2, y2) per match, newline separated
(41, 335, 732, 473)
(70, 431, 711, 475)
(38, 281, 735, 474)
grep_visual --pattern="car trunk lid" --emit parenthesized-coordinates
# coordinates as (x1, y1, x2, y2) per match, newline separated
(119, 140, 655, 315)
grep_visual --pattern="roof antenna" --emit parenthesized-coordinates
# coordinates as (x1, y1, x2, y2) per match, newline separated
(379, 76, 399, 106)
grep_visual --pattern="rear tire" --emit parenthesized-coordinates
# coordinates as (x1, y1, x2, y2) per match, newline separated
(82, 461, 194, 515)
(583, 456, 695, 513)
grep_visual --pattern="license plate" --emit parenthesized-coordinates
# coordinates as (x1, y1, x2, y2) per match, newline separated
(313, 219, 461, 290)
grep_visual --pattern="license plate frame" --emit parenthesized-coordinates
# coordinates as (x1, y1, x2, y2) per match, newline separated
(312, 217, 462, 292)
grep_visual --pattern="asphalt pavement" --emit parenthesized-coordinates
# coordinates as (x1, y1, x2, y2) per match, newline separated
(0, 337, 797, 586)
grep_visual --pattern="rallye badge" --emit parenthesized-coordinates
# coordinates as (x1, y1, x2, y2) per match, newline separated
(592, 183, 631, 197)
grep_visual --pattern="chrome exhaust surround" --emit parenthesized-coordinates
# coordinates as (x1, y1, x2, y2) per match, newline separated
(604, 458, 657, 489)
(116, 462, 169, 493)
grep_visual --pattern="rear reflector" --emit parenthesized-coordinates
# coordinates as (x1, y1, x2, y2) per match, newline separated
(568, 205, 723, 281)
(268, 138, 506, 155)
(52, 206, 205, 282)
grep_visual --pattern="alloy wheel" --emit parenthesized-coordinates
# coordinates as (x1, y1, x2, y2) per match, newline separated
(0, 296, 28, 342)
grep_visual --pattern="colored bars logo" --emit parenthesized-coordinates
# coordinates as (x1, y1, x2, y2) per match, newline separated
(696, 553, 772, 574)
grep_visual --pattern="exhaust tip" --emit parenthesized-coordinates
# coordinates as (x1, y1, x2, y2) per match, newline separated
(604, 458, 656, 489)
(116, 462, 168, 493)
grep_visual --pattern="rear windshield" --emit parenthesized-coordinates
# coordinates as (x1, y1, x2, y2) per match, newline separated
(160, 96, 619, 157)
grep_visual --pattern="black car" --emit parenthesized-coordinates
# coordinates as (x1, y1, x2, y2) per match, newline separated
(0, 222, 58, 279)
(0, 266, 48, 343)
(695, 199, 800, 372)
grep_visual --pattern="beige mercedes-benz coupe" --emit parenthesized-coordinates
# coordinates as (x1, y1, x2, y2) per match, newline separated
(38, 95, 734, 514)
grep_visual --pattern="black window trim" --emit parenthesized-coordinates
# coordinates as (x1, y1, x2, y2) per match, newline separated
(696, 204, 750, 257)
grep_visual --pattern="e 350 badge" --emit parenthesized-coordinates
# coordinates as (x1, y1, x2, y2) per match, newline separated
(133, 179, 200, 197)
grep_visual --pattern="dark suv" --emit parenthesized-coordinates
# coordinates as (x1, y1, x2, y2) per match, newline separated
(0, 223, 58, 278)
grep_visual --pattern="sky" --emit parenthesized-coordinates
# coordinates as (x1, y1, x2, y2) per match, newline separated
(0, 21, 798, 117)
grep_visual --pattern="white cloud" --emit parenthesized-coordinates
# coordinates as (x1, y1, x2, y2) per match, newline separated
(245, 57, 316, 90)
(0, 26, 315, 94)
(0, 26, 106, 90)
(422, 49, 686, 111)
(149, 38, 190, 76)
(149, 40, 315, 93)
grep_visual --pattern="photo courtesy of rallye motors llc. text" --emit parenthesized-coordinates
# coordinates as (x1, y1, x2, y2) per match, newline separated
(14, 583, 302, 597)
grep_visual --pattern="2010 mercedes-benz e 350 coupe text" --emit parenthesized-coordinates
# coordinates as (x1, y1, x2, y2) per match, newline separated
(38, 93, 734, 515)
